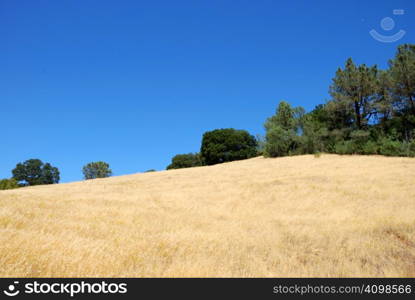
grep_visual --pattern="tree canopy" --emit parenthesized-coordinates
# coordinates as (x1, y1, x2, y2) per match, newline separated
(82, 161, 112, 180)
(264, 101, 304, 157)
(12, 159, 60, 186)
(200, 128, 258, 165)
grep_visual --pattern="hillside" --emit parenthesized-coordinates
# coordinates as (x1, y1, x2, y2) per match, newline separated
(0, 154, 414, 277)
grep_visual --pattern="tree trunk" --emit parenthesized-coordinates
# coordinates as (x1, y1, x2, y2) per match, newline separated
(409, 94, 415, 115)
(354, 101, 361, 129)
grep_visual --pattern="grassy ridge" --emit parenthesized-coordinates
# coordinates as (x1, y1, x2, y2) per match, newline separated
(0, 154, 414, 277)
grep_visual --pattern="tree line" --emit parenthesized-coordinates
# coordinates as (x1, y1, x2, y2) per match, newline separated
(263, 44, 415, 157)
(166, 128, 258, 170)
(1, 44, 413, 188)
(167, 44, 415, 169)
(0, 128, 259, 189)
(0, 160, 113, 190)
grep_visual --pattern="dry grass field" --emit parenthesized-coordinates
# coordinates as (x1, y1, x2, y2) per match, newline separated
(0, 154, 414, 277)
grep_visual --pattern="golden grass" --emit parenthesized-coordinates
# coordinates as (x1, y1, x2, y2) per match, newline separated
(1, 154, 415, 277)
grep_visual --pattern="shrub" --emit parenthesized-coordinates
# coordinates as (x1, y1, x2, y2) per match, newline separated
(322, 129, 348, 153)
(378, 137, 405, 156)
(350, 130, 371, 153)
(400, 140, 415, 157)
(334, 140, 355, 154)
(314, 152, 322, 158)
(409, 140, 415, 157)
(299, 128, 328, 155)
(361, 140, 379, 155)
(166, 153, 203, 170)
(200, 128, 257, 165)
(0, 178, 19, 190)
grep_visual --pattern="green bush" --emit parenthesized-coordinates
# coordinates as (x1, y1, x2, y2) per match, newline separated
(350, 130, 370, 153)
(313, 152, 322, 158)
(325, 129, 348, 153)
(378, 138, 405, 156)
(0, 178, 19, 190)
(409, 140, 415, 157)
(299, 127, 328, 154)
(334, 140, 355, 154)
(361, 140, 379, 155)
(333, 137, 413, 157)
(400, 140, 415, 157)
(200, 128, 257, 165)
(166, 153, 203, 170)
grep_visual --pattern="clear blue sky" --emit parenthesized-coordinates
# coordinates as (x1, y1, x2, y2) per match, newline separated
(1, 0, 414, 182)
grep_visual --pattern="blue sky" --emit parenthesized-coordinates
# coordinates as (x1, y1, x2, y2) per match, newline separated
(1, 0, 414, 182)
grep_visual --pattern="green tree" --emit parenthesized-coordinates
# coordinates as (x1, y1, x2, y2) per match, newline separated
(389, 44, 415, 115)
(264, 125, 296, 157)
(12, 159, 60, 186)
(41, 163, 61, 185)
(388, 44, 415, 141)
(200, 128, 257, 165)
(82, 161, 112, 180)
(374, 69, 394, 132)
(166, 153, 203, 170)
(301, 104, 331, 153)
(264, 101, 305, 157)
(0, 178, 19, 190)
(329, 58, 378, 129)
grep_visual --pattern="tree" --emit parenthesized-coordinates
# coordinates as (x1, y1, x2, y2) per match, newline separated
(329, 58, 378, 129)
(264, 125, 296, 157)
(82, 161, 112, 180)
(264, 101, 305, 157)
(0, 178, 19, 190)
(374, 69, 394, 130)
(12, 159, 60, 186)
(388, 44, 415, 141)
(255, 134, 266, 156)
(389, 44, 415, 115)
(166, 153, 203, 170)
(301, 104, 331, 153)
(200, 128, 257, 165)
(41, 163, 61, 185)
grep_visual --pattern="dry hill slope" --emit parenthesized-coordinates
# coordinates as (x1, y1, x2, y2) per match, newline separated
(0, 154, 414, 277)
